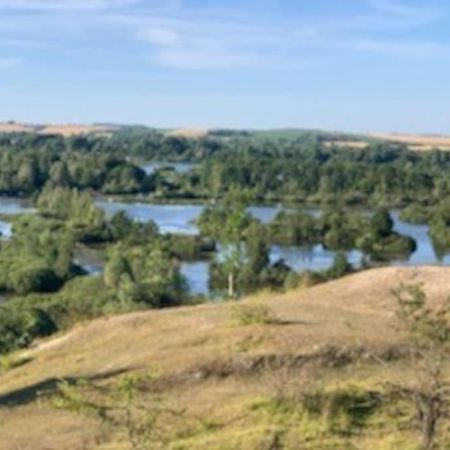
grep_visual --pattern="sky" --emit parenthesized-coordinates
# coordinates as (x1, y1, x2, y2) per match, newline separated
(0, 0, 449, 133)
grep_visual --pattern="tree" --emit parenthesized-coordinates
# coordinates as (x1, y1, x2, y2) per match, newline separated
(371, 208, 393, 238)
(199, 190, 253, 297)
(326, 252, 352, 279)
(104, 243, 187, 308)
(392, 285, 450, 450)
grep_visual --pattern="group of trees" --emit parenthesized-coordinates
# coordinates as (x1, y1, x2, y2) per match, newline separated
(3, 130, 450, 209)
(0, 135, 150, 195)
(269, 207, 416, 259)
(0, 215, 79, 295)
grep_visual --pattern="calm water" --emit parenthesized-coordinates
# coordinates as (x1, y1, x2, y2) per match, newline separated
(180, 261, 210, 296)
(2, 197, 450, 296)
(96, 201, 204, 235)
(0, 197, 34, 215)
(141, 162, 195, 175)
(0, 197, 34, 241)
(0, 221, 12, 240)
(93, 200, 450, 294)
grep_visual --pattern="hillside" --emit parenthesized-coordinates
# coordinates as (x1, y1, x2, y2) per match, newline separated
(0, 266, 449, 449)
(2, 122, 450, 151)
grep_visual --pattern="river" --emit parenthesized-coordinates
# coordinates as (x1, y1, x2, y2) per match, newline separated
(95, 200, 450, 295)
(2, 197, 449, 297)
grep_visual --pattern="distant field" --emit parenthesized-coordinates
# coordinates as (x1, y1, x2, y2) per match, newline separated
(1, 123, 450, 151)
(37, 124, 113, 137)
(370, 132, 450, 151)
(166, 127, 209, 138)
(0, 123, 36, 133)
(0, 122, 114, 137)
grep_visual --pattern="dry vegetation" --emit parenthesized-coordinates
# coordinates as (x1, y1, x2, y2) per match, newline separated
(37, 124, 113, 137)
(0, 122, 114, 137)
(166, 128, 210, 139)
(369, 133, 450, 151)
(0, 266, 449, 449)
(0, 122, 36, 133)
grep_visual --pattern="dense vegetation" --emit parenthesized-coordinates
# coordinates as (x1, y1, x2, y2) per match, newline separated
(2, 130, 450, 207)
(0, 128, 449, 355)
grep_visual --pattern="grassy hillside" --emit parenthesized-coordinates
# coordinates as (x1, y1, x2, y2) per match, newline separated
(0, 267, 449, 449)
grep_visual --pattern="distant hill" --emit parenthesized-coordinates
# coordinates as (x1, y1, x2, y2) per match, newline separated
(1, 121, 450, 151)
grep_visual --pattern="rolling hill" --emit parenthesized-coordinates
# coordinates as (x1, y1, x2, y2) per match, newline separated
(0, 266, 449, 449)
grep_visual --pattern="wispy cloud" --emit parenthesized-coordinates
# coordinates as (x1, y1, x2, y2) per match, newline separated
(0, 0, 447, 70)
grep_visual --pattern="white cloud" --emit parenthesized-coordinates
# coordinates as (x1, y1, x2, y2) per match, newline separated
(0, 0, 447, 70)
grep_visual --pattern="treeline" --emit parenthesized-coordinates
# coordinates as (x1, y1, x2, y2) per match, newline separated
(2, 131, 450, 209)
(0, 134, 150, 195)
(194, 146, 450, 206)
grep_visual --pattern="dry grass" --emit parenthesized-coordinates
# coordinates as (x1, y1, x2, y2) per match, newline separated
(0, 122, 114, 137)
(0, 266, 449, 449)
(166, 128, 209, 139)
(0, 122, 35, 133)
(37, 124, 113, 137)
(369, 132, 450, 151)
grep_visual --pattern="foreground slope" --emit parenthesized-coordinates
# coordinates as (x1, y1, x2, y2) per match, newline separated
(0, 266, 449, 449)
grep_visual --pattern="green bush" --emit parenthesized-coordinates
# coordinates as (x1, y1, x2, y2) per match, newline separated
(9, 267, 62, 295)
(230, 302, 276, 326)
(0, 306, 56, 354)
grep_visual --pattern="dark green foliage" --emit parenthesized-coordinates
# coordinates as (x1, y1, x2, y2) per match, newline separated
(370, 209, 393, 238)
(104, 242, 188, 308)
(0, 216, 79, 295)
(429, 200, 450, 251)
(109, 210, 159, 244)
(269, 210, 318, 246)
(399, 204, 433, 224)
(0, 306, 56, 354)
(326, 253, 353, 280)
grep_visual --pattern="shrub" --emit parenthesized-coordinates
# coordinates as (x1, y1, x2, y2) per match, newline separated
(9, 267, 62, 295)
(230, 302, 277, 326)
(0, 306, 56, 354)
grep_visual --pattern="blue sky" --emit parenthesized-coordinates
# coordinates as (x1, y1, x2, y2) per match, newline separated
(0, 0, 449, 133)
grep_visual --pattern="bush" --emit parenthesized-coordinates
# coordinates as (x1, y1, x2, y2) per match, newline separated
(0, 306, 56, 354)
(9, 267, 62, 295)
(230, 302, 277, 326)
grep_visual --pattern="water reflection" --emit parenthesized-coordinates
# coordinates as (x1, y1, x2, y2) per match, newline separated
(96, 201, 203, 235)
(141, 162, 195, 175)
(180, 261, 210, 296)
(0, 221, 12, 240)
(0, 197, 34, 215)
(2, 195, 450, 296)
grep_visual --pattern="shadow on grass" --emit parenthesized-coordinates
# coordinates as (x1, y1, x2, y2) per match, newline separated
(0, 366, 137, 408)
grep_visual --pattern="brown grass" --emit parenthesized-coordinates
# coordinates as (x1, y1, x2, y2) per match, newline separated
(0, 122, 35, 133)
(166, 128, 209, 139)
(369, 133, 450, 151)
(37, 124, 113, 137)
(0, 266, 449, 449)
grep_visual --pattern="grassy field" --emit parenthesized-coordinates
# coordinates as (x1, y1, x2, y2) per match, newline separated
(369, 133, 450, 151)
(2, 122, 450, 152)
(0, 266, 449, 449)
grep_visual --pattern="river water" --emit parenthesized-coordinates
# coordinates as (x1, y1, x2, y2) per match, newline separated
(2, 197, 449, 297)
(95, 200, 450, 295)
